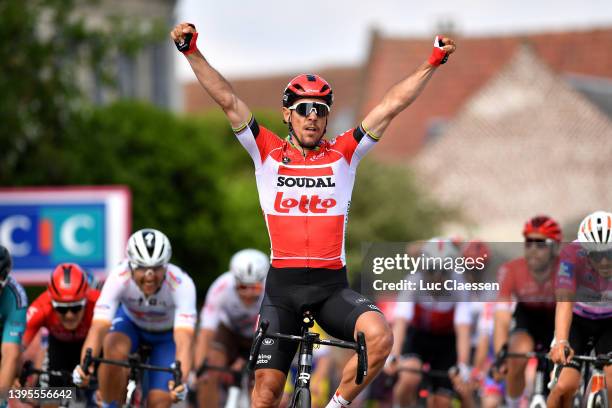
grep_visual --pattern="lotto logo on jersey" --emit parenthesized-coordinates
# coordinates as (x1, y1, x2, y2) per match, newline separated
(273, 192, 337, 214)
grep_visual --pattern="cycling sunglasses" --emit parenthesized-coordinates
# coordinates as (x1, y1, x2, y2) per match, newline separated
(237, 282, 263, 292)
(288, 101, 331, 118)
(52, 300, 86, 315)
(587, 249, 612, 263)
(524, 237, 554, 249)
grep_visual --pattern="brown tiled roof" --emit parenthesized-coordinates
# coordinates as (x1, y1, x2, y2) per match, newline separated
(183, 66, 362, 118)
(362, 27, 612, 160)
(414, 46, 612, 240)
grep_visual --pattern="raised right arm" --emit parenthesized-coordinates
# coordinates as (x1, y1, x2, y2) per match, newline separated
(171, 23, 252, 128)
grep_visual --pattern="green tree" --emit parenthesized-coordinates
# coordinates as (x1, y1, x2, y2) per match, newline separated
(0, 0, 164, 180)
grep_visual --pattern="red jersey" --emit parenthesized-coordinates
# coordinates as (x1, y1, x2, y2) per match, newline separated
(234, 117, 377, 269)
(23, 289, 100, 345)
(497, 257, 558, 309)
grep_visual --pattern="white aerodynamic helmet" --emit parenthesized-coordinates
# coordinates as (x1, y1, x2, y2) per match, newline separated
(230, 249, 269, 285)
(421, 237, 461, 259)
(126, 228, 172, 268)
(577, 211, 612, 252)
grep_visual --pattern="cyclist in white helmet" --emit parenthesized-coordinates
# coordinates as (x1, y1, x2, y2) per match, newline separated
(74, 229, 197, 408)
(195, 249, 269, 407)
(548, 211, 612, 407)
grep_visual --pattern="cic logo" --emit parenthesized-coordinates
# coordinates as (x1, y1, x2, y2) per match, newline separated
(0, 204, 105, 269)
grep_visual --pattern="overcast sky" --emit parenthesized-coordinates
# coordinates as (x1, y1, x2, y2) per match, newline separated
(174, 0, 612, 81)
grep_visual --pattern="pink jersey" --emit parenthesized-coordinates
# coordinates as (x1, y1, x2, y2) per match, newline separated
(556, 241, 612, 319)
(234, 117, 377, 269)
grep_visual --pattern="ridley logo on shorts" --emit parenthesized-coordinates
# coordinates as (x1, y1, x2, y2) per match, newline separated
(274, 192, 337, 214)
(263, 338, 275, 346)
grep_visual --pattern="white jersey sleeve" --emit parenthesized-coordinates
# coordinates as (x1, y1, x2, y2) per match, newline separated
(170, 269, 197, 330)
(454, 301, 472, 327)
(199, 274, 229, 331)
(393, 301, 414, 322)
(94, 262, 131, 323)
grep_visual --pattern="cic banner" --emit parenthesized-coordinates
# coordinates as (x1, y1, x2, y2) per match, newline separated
(0, 186, 131, 285)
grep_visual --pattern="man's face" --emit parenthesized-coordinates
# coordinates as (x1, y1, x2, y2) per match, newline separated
(236, 281, 263, 306)
(53, 301, 86, 330)
(282, 99, 330, 149)
(586, 249, 612, 278)
(524, 233, 557, 275)
(132, 265, 166, 296)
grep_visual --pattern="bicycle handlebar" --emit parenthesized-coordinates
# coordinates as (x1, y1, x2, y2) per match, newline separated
(571, 353, 612, 366)
(83, 348, 182, 386)
(20, 360, 73, 387)
(247, 319, 368, 384)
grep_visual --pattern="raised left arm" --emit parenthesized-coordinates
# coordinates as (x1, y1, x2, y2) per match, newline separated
(361, 36, 456, 138)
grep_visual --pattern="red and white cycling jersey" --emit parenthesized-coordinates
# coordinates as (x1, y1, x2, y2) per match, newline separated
(393, 300, 472, 335)
(495, 257, 558, 310)
(556, 241, 612, 319)
(199, 272, 262, 338)
(23, 289, 100, 345)
(234, 117, 377, 269)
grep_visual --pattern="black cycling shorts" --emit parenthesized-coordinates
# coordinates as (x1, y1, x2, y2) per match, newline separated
(254, 266, 381, 374)
(47, 335, 84, 387)
(512, 303, 555, 348)
(566, 313, 612, 371)
(212, 323, 252, 364)
(401, 327, 456, 394)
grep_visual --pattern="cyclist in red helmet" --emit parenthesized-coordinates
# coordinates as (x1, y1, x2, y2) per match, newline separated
(171, 22, 456, 408)
(492, 216, 562, 408)
(23, 263, 100, 391)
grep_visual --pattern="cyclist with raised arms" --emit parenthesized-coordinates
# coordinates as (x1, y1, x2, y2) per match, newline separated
(547, 211, 612, 407)
(73, 229, 197, 408)
(171, 22, 456, 408)
(0, 246, 27, 406)
(493, 215, 562, 407)
(195, 248, 269, 407)
(23, 263, 100, 391)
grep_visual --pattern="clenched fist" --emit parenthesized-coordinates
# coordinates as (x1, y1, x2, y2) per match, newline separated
(171, 22, 199, 55)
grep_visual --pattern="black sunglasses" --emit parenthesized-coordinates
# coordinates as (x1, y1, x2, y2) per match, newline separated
(587, 249, 612, 263)
(54, 305, 84, 315)
(525, 238, 553, 249)
(52, 300, 86, 315)
(288, 102, 330, 118)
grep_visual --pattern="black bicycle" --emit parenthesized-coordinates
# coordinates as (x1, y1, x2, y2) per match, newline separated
(18, 360, 89, 408)
(82, 347, 182, 408)
(248, 311, 368, 408)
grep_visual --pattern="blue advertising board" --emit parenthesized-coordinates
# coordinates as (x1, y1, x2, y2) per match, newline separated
(0, 187, 131, 284)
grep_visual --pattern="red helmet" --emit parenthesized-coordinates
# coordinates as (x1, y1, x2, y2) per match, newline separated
(462, 240, 491, 264)
(523, 215, 562, 242)
(282, 74, 333, 108)
(48, 263, 89, 303)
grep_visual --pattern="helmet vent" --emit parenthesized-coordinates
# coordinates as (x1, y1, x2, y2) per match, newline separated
(62, 265, 71, 285)
(306, 74, 316, 81)
(320, 84, 330, 92)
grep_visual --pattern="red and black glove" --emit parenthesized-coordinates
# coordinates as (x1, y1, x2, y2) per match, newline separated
(174, 23, 199, 55)
(428, 35, 449, 67)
